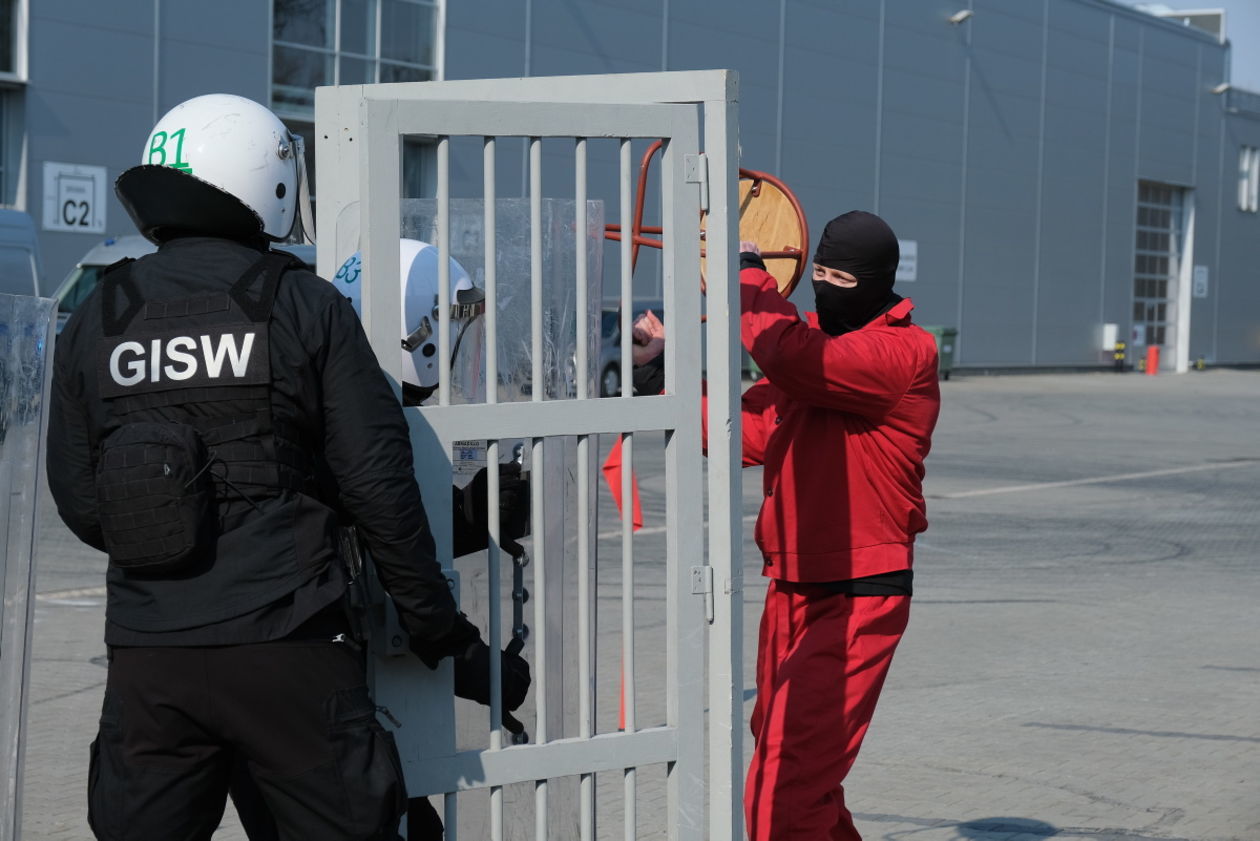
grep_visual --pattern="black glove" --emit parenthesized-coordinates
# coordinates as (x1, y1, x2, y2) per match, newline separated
(452, 637, 531, 717)
(632, 353, 665, 396)
(461, 461, 531, 557)
(407, 796, 445, 841)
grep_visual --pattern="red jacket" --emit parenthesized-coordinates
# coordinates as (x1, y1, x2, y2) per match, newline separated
(737, 266, 940, 582)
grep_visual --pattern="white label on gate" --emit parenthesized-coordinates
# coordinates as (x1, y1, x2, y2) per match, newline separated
(452, 439, 487, 476)
(42, 162, 107, 234)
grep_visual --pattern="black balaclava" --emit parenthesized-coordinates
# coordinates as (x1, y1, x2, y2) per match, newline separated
(812, 210, 900, 336)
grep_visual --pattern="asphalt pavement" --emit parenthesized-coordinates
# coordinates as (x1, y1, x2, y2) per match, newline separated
(16, 369, 1260, 840)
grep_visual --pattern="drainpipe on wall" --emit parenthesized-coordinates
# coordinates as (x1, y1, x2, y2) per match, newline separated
(152, 0, 161, 124)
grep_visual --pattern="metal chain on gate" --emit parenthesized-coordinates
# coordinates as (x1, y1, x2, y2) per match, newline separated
(503, 442, 531, 745)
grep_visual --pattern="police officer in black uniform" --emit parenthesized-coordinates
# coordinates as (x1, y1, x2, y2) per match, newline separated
(47, 93, 529, 841)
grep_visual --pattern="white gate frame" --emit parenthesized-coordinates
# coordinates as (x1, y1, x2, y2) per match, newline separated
(315, 70, 743, 841)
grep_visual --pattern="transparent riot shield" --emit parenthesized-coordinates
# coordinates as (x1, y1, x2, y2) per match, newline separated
(399, 197, 603, 839)
(399, 197, 602, 407)
(0, 294, 56, 841)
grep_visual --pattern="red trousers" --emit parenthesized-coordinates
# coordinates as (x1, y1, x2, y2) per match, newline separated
(745, 580, 910, 841)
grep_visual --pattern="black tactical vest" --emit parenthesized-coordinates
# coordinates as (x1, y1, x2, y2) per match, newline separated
(94, 251, 332, 632)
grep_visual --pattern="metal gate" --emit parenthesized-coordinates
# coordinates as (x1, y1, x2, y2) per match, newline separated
(315, 71, 744, 840)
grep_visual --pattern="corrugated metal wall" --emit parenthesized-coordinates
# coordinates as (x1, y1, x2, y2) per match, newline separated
(24, 0, 270, 291)
(446, 0, 1260, 367)
(17, 0, 1257, 366)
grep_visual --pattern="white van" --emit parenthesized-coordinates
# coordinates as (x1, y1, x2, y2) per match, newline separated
(0, 209, 44, 298)
(52, 238, 316, 333)
(53, 235, 156, 333)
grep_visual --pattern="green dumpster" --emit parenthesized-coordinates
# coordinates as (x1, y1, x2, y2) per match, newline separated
(921, 326, 958, 380)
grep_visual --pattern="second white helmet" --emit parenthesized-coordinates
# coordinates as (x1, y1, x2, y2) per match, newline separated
(334, 239, 486, 403)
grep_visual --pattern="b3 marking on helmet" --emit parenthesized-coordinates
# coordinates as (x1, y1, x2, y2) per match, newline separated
(98, 326, 271, 397)
(147, 128, 193, 174)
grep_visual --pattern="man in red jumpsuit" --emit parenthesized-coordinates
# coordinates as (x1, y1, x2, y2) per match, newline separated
(638, 210, 940, 840)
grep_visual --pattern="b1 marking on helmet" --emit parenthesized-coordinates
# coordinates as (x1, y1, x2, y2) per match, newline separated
(148, 128, 193, 174)
(98, 326, 271, 398)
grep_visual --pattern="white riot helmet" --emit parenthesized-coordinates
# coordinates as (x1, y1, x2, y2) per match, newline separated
(115, 94, 313, 244)
(333, 239, 486, 404)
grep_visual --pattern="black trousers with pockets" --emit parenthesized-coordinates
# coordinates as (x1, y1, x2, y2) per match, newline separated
(88, 641, 406, 841)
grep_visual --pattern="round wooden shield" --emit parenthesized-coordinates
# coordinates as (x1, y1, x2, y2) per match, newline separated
(700, 171, 809, 298)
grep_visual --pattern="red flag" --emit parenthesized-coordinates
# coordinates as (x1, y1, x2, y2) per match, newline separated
(601, 436, 644, 531)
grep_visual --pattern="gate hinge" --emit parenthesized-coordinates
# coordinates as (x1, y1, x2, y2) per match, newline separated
(684, 153, 710, 213)
(690, 565, 715, 624)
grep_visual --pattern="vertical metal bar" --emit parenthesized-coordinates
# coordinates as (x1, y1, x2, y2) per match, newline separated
(360, 104, 403, 387)
(520, 0, 534, 196)
(489, 435, 504, 839)
(624, 763, 636, 841)
(704, 72, 744, 841)
(332, 0, 341, 85)
(533, 431, 549, 838)
(619, 139, 634, 396)
(576, 138, 589, 402)
(619, 426, 635, 721)
(484, 136, 505, 840)
(373, 0, 383, 83)
(405, 108, 458, 838)
(536, 775, 548, 841)
(485, 137, 498, 406)
(662, 120, 705, 841)
(438, 135, 452, 406)
(575, 135, 596, 841)
(617, 136, 637, 841)
(435, 0, 448, 80)
(445, 792, 458, 841)
(528, 134, 550, 839)
(580, 771, 593, 841)
(531, 137, 544, 401)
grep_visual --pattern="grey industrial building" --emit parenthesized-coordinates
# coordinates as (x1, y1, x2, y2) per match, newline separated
(6, 0, 1258, 371)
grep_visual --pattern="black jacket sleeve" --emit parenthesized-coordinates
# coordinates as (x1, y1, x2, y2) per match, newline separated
(315, 291, 482, 666)
(46, 324, 106, 552)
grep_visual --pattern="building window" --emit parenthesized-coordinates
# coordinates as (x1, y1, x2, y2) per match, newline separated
(271, 0, 438, 119)
(0, 92, 7, 203)
(1132, 181, 1184, 349)
(271, 0, 438, 207)
(1240, 146, 1260, 213)
(0, 0, 25, 208)
(0, 0, 12, 75)
(0, 0, 26, 82)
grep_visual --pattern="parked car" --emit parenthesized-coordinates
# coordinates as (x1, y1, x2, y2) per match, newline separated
(600, 299, 664, 397)
(52, 237, 316, 334)
(52, 236, 156, 333)
(0, 210, 44, 297)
